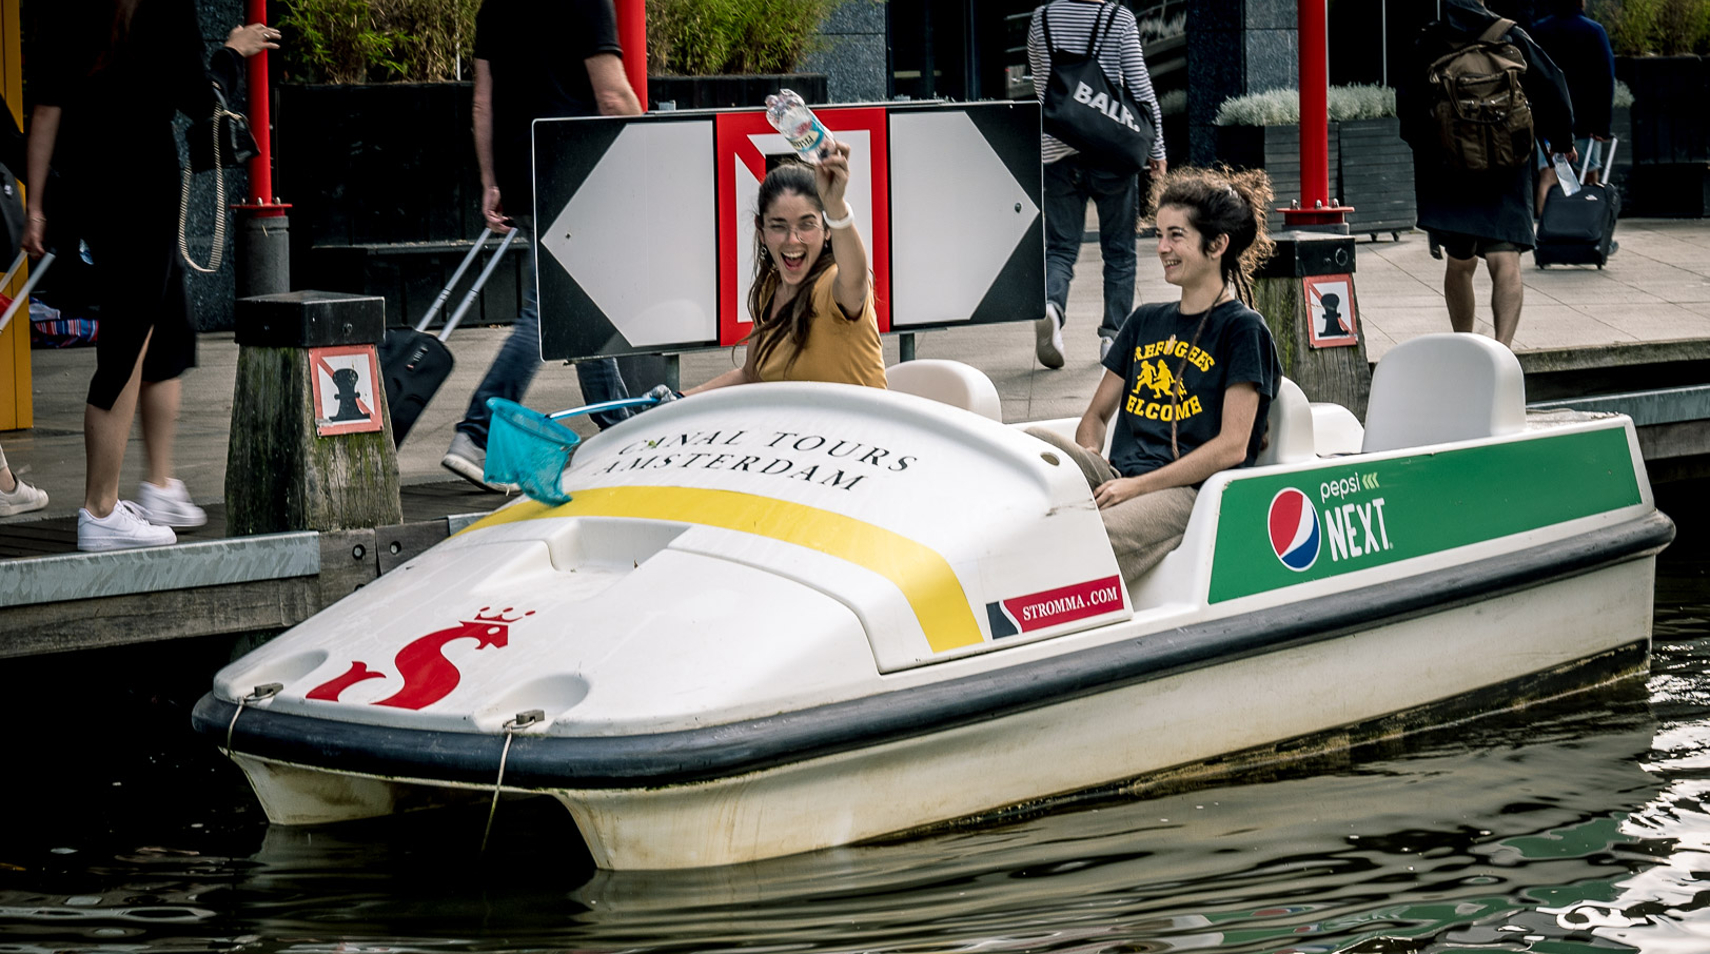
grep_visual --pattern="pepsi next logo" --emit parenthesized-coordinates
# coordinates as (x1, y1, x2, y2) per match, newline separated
(1267, 472, 1394, 572)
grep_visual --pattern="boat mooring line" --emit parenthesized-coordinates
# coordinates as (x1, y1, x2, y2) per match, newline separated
(224, 683, 282, 756)
(481, 709, 544, 853)
(194, 512, 1675, 789)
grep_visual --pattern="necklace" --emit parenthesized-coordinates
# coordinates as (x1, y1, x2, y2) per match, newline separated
(1167, 289, 1234, 459)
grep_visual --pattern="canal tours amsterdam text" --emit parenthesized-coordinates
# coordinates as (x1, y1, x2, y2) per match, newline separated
(600, 430, 916, 491)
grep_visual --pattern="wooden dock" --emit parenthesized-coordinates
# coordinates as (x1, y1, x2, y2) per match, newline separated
(0, 482, 510, 659)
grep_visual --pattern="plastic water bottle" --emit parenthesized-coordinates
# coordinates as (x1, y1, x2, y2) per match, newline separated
(764, 89, 835, 164)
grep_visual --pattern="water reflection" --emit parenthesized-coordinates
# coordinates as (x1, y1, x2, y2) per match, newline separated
(2, 519, 1708, 953)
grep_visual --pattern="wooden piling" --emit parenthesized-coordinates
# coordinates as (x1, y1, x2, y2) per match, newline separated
(1251, 232, 1372, 420)
(226, 292, 401, 535)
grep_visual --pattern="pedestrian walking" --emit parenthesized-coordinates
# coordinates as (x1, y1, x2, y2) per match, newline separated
(440, 0, 643, 492)
(1531, 0, 1616, 214)
(1398, 0, 1574, 349)
(22, 0, 276, 551)
(1027, 0, 1167, 370)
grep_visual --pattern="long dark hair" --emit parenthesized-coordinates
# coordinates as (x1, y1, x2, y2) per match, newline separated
(748, 162, 835, 373)
(1151, 166, 1275, 306)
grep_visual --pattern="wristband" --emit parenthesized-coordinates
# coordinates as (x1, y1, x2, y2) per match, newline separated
(823, 205, 855, 230)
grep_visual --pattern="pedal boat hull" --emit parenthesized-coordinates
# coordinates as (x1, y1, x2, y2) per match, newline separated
(195, 354, 1671, 869)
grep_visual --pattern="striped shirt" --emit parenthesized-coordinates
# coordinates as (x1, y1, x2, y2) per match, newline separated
(1027, 0, 1166, 165)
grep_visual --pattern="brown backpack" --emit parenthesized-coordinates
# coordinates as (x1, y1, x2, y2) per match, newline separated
(1426, 18, 1535, 171)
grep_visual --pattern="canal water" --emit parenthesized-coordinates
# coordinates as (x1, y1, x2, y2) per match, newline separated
(2, 486, 1707, 954)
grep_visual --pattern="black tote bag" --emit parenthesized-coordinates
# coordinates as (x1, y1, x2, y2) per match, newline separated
(1040, 1, 1157, 175)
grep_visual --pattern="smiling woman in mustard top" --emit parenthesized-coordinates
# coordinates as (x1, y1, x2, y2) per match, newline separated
(685, 145, 886, 393)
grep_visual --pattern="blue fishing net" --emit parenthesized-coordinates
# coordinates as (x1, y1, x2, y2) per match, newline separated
(483, 398, 582, 505)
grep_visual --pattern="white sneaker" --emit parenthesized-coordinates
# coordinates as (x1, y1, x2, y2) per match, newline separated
(137, 478, 208, 528)
(1099, 335, 1115, 362)
(442, 431, 516, 493)
(0, 476, 48, 517)
(1035, 302, 1066, 369)
(78, 501, 177, 552)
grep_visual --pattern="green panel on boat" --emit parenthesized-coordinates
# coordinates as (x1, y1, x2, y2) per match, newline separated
(1208, 427, 1642, 603)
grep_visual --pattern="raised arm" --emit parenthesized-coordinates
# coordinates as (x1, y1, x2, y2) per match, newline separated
(814, 141, 869, 317)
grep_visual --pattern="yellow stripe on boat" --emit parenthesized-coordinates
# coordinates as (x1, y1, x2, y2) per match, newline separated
(461, 486, 983, 653)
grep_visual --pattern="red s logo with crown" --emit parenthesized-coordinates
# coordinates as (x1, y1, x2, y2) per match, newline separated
(305, 606, 535, 710)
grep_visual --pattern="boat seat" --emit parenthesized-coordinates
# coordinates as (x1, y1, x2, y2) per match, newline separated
(886, 359, 1003, 422)
(1361, 333, 1526, 453)
(1254, 378, 1315, 466)
(1311, 403, 1364, 455)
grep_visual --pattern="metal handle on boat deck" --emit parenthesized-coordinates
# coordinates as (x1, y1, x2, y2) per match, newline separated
(0, 251, 56, 337)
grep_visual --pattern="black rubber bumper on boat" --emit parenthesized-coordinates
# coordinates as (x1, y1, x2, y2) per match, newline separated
(192, 511, 1675, 789)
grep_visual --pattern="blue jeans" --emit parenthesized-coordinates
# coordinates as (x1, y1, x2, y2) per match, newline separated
(456, 239, 632, 447)
(1044, 156, 1139, 338)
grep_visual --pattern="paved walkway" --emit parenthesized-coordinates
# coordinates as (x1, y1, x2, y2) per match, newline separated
(2, 219, 1708, 527)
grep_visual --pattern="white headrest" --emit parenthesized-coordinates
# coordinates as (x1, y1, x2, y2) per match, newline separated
(885, 359, 1003, 422)
(1362, 333, 1525, 453)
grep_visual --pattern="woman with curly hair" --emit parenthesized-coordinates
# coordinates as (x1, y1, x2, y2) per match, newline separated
(1029, 167, 1283, 580)
(685, 144, 885, 393)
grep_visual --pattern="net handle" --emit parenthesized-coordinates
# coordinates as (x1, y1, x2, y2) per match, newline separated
(542, 394, 664, 422)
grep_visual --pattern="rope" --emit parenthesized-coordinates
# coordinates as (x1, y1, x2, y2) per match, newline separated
(480, 709, 544, 853)
(223, 683, 282, 756)
(178, 107, 245, 274)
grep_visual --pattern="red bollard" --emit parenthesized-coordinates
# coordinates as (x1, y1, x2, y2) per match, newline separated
(235, 0, 292, 297)
(615, 0, 649, 110)
(1281, 0, 1349, 230)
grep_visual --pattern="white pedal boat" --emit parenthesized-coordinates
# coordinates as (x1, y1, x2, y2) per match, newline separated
(194, 334, 1672, 870)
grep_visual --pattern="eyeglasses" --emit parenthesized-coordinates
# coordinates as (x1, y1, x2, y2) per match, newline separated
(763, 219, 824, 240)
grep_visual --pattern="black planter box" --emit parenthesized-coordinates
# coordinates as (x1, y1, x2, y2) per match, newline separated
(1337, 117, 1416, 240)
(276, 82, 529, 328)
(1615, 56, 1709, 167)
(1215, 122, 1341, 233)
(648, 73, 829, 110)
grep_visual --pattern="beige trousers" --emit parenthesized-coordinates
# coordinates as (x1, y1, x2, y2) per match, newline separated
(1026, 427, 1198, 581)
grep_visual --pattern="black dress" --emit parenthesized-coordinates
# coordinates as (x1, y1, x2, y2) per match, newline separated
(34, 0, 241, 410)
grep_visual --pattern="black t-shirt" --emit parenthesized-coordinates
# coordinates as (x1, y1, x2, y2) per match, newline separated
(474, 0, 623, 211)
(1102, 299, 1281, 478)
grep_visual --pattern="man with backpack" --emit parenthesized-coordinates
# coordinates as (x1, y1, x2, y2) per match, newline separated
(1027, 0, 1166, 370)
(1399, 0, 1574, 349)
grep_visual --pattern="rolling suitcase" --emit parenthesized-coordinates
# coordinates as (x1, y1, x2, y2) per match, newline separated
(379, 227, 519, 445)
(1535, 137, 1620, 269)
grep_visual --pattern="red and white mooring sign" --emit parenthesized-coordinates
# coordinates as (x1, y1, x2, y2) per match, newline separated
(530, 101, 1042, 362)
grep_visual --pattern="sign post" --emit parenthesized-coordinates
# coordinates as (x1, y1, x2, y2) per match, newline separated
(530, 101, 1043, 364)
